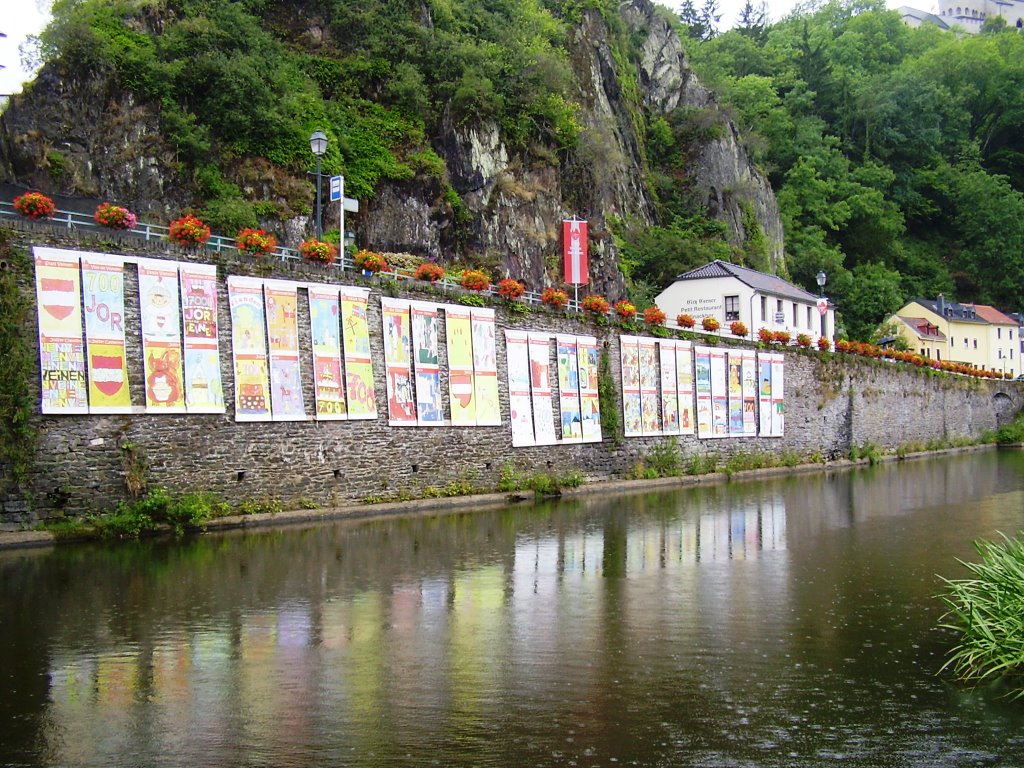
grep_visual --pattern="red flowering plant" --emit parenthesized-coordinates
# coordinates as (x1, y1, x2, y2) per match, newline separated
(582, 295, 610, 315)
(643, 306, 667, 326)
(94, 202, 137, 230)
(415, 262, 445, 282)
(541, 287, 569, 309)
(355, 250, 388, 273)
(299, 239, 338, 265)
(677, 313, 695, 329)
(730, 320, 748, 337)
(13, 191, 56, 220)
(701, 315, 720, 332)
(796, 333, 812, 348)
(772, 330, 791, 345)
(460, 269, 490, 292)
(168, 214, 211, 247)
(497, 278, 526, 300)
(757, 327, 774, 344)
(614, 300, 637, 320)
(235, 227, 277, 256)
(817, 336, 831, 351)
(836, 339, 851, 353)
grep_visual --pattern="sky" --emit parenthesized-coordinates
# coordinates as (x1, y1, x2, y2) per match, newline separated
(0, 1, 917, 96)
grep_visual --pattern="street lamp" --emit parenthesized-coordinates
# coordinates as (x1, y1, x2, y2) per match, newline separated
(816, 270, 827, 340)
(309, 130, 328, 240)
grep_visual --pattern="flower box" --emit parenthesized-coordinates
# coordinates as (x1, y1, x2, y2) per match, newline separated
(168, 214, 211, 247)
(14, 192, 56, 220)
(94, 202, 137, 230)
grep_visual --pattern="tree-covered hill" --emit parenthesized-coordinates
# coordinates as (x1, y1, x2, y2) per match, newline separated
(688, 0, 1024, 340)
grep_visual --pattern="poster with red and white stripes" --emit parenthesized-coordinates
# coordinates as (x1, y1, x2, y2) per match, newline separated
(33, 247, 88, 414)
(81, 253, 131, 414)
(179, 262, 224, 413)
(563, 219, 588, 285)
(506, 330, 534, 446)
(138, 258, 185, 413)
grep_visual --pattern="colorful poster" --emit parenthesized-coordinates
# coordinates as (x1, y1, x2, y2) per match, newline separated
(179, 262, 224, 413)
(557, 335, 582, 442)
(620, 335, 642, 438)
(138, 258, 185, 413)
(529, 333, 557, 445)
(742, 350, 757, 436)
(710, 347, 728, 437)
(264, 280, 305, 420)
(676, 341, 695, 435)
(227, 275, 271, 421)
(309, 285, 347, 420)
(577, 335, 602, 443)
(340, 286, 376, 419)
(727, 351, 744, 435)
(505, 330, 534, 447)
(471, 309, 501, 426)
(758, 352, 773, 436)
(771, 353, 785, 436)
(694, 346, 712, 439)
(446, 305, 476, 426)
(33, 247, 88, 414)
(639, 337, 661, 435)
(81, 253, 130, 413)
(381, 297, 414, 425)
(660, 340, 680, 435)
(411, 301, 443, 425)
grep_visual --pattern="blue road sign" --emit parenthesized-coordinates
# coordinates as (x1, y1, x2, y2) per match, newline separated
(329, 175, 343, 202)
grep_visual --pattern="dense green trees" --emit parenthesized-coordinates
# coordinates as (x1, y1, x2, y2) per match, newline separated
(691, 0, 1024, 336)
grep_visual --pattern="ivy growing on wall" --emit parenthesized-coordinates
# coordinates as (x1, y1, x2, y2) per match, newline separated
(598, 344, 622, 446)
(0, 232, 37, 488)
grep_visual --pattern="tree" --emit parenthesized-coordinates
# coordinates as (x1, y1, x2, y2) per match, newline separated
(736, 1, 768, 42)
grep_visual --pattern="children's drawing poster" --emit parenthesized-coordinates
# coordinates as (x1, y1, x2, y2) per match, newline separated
(659, 340, 680, 435)
(446, 305, 476, 426)
(381, 297, 415, 425)
(33, 247, 88, 414)
(639, 337, 661, 435)
(471, 309, 501, 426)
(411, 301, 443, 425)
(576, 335, 602, 443)
(227, 275, 271, 421)
(742, 349, 757, 436)
(727, 350, 745, 436)
(676, 340, 695, 435)
(81, 253, 130, 413)
(620, 335, 642, 438)
(709, 347, 728, 437)
(309, 285, 347, 420)
(505, 330, 534, 447)
(694, 346, 713, 439)
(179, 262, 224, 413)
(529, 333, 557, 445)
(758, 352, 773, 435)
(771, 352, 785, 436)
(556, 335, 582, 442)
(340, 286, 376, 419)
(138, 258, 185, 413)
(264, 280, 305, 420)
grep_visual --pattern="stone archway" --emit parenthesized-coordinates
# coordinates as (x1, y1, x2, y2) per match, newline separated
(993, 391, 1016, 427)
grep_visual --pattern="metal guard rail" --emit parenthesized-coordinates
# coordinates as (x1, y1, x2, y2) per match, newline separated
(0, 201, 587, 313)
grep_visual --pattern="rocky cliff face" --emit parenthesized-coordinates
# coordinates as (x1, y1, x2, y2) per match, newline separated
(0, 0, 784, 294)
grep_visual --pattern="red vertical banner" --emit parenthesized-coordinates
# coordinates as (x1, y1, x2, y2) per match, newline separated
(562, 219, 588, 285)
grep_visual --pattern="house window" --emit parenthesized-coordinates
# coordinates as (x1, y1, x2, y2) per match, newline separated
(1011, 329, 1015, 340)
(725, 295, 740, 321)
(793, 302, 799, 326)
(974, 339, 978, 349)
(937, 349, 941, 361)
(964, 338, 969, 348)
(1012, 349, 1015, 360)
(807, 306, 812, 328)
(998, 349, 1003, 359)
(760, 296, 767, 321)
(950, 337, 955, 346)
(998, 328, 1002, 339)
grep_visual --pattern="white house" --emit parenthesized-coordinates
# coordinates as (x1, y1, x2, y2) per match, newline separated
(654, 260, 835, 344)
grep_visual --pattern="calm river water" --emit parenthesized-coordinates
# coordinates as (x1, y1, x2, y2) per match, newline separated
(3, 451, 1024, 767)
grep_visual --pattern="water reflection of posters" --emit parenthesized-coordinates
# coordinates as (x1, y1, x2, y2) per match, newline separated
(557, 335, 582, 442)
(694, 346, 712, 438)
(727, 350, 744, 435)
(676, 341, 695, 435)
(34, 247, 88, 414)
(771, 353, 785, 436)
(710, 348, 728, 437)
(529, 333, 557, 445)
(620, 336, 642, 437)
(381, 298, 415, 425)
(639, 338, 661, 435)
(758, 352, 772, 435)
(340, 286, 376, 419)
(411, 302, 444, 425)
(179, 262, 225, 413)
(446, 305, 476, 426)
(660, 340, 680, 435)
(228, 276, 271, 421)
(577, 336, 602, 443)
(742, 350, 757, 436)
(264, 280, 305, 420)
(138, 258, 186, 413)
(505, 330, 534, 446)
(82, 253, 131, 413)
(472, 309, 501, 426)
(309, 285, 347, 420)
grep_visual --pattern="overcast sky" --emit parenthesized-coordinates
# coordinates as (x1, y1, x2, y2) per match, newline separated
(1, 1, 917, 96)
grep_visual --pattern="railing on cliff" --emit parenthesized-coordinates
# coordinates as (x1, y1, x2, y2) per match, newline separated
(0, 201, 584, 312)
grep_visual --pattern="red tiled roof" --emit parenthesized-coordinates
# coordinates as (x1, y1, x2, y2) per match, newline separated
(963, 303, 1017, 326)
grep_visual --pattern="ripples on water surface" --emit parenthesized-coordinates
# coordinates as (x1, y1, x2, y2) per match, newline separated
(3, 452, 1024, 767)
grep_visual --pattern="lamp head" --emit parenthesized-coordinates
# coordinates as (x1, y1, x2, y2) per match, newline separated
(816, 270, 827, 288)
(309, 130, 328, 157)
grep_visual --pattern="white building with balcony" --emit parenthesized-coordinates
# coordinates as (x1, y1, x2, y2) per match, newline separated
(654, 260, 834, 344)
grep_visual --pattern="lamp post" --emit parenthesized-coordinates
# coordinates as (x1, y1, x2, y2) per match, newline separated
(816, 270, 827, 341)
(309, 130, 328, 240)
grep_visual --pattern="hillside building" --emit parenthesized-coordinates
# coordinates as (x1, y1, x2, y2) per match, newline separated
(898, 1, 1024, 32)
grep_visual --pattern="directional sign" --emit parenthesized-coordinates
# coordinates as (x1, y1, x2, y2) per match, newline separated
(329, 175, 343, 202)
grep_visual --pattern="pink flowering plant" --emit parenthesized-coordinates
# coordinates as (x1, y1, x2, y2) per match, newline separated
(94, 202, 137, 230)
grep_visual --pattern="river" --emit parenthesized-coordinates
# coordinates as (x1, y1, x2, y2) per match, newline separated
(2, 451, 1024, 767)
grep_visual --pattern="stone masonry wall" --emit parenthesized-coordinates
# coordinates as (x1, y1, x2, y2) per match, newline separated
(1, 222, 1020, 524)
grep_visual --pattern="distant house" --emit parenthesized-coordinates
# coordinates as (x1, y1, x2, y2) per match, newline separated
(887, 296, 1018, 375)
(898, 0, 1024, 32)
(654, 260, 834, 343)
